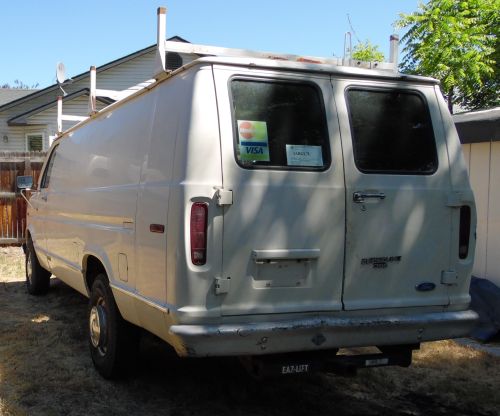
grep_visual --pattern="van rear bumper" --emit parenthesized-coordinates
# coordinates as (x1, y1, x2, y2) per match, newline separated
(169, 309, 478, 357)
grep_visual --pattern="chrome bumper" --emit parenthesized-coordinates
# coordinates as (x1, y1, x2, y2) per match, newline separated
(169, 310, 478, 357)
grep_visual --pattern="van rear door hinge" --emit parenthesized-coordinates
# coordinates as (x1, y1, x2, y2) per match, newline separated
(216, 189, 233, 207)
(215, 277, 231, 295)
(441, 270, 458, 285)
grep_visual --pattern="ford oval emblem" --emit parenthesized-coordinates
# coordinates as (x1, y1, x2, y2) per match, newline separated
(416, 282, 436, 292)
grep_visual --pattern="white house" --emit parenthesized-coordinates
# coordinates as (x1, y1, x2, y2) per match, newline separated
(455, 107, 500, 286)
(0, 37, 194, 153)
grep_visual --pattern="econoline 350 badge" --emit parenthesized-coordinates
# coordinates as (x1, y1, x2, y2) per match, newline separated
(361, 256, 402, 269)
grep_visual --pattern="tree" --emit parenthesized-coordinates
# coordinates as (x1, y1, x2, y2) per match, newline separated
(397, 0, 499, 113)
(351, 41, 385, 62)
(1, 79, 39, 89)
(456, 36, 500, 109)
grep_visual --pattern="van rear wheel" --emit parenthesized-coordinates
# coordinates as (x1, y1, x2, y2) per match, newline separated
(25, 238, 51, 295)
(88, 273, 139, 379)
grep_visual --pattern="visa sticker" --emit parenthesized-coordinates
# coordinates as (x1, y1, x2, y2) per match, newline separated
(237, 120, 270, 162)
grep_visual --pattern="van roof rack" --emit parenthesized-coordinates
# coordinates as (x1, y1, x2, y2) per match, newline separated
(56, 64, 149, 136)
(56, 6, 400, 138)
(153, 7, 400, 78)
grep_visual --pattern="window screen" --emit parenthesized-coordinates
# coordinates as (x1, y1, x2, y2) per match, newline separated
(346, 88, 438, 174)
(27, 134, 43, 152)
(231, 79, 330, 170)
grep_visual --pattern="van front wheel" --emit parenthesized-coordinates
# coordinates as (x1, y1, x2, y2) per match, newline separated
(88, 274, 139, 379)
(25, 239, 51, 295)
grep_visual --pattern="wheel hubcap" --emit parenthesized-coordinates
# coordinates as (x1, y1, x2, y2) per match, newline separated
(89, 300, 107, 354)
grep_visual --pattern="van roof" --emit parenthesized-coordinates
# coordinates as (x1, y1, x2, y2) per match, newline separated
(184, 56, 439, 85)
(52, 54, 439, 145)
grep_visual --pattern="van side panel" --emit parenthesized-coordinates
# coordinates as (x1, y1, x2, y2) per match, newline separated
(435, 86, 476, 309)
(133, 75, 190, 338)
(165, 65, 224, 324)
(42, 91, 155, 302)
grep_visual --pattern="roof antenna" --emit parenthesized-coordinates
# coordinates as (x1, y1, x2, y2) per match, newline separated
(343, 32, 352, 65)
(56, 62, 73, 96)
(347, 14, 362, 44)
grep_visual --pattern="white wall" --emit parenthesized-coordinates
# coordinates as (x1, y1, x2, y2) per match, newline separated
(462, 142, 500, 286)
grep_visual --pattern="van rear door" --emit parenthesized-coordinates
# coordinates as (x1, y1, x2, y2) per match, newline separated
(213, 67, 345, 316)
(336, 81, 452, 310)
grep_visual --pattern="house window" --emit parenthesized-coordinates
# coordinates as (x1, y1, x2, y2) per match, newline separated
(26, 133, 44, 151)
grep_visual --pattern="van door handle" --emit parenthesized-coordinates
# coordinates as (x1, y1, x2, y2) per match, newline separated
(353, 191, 386, 203)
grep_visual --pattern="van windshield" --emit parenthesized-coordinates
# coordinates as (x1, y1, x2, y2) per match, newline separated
(346, 88, 438, 175)
(230, 79, 331, 171)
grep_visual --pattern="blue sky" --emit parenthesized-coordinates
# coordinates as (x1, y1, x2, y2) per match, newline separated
(0, 0, 421, 88)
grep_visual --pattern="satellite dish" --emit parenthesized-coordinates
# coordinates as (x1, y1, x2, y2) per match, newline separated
(56, 62, 66, 84)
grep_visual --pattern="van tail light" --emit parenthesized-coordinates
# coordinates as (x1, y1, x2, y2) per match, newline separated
(458, 206, 471, 259)
(190, 202, 208, 265)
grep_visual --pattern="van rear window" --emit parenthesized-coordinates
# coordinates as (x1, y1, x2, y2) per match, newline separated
(346, 88, 438, 175)
(231, 79, 330, 170)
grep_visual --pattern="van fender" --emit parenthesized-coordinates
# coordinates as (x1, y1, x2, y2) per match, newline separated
(81, 245, 115, 289)
(25, 225, 39, 250)
(25, 226, 51, 272)
(81, 246, 140, 327)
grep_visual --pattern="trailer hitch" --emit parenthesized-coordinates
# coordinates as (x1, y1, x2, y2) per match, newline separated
(239, 344, 419, 379)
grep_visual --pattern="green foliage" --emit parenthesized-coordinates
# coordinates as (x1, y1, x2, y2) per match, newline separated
(351, 41, 385, 62)
(456, 36, 500, 109)
(397, 0, 499, 112)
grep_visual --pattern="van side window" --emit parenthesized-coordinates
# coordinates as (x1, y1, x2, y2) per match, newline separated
(346, 88, 438, 175)
(40, 145, 59, 189)
(231, 79, 330, 170)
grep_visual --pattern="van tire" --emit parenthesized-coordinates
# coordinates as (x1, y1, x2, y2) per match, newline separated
(25, 238, 51, 295)
(88, 273, 140, 379)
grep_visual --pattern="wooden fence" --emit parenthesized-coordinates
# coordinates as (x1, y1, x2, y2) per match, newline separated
(0, 152, 46, 245)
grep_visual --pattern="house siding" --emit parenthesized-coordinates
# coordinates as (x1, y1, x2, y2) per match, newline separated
(462, 141, 500, 286)
(0, 97, 107, 151)
(0, 48, 197, 152)
(488, 143, 500, 285)
(457, 109, 500, 286)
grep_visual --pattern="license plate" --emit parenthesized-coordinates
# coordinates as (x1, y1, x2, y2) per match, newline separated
(364, 358, 389, 367)
(281, 363, 311, 375)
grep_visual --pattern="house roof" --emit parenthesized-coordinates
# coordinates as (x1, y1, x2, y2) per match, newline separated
(0, 89, 38, 106)
(0, 45, 156, 113)
(453, 107, 500, 143)
(0, 36, 190, 114)
(7, 89, 114, 126)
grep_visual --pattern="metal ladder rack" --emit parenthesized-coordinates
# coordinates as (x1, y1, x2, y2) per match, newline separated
(56, 6, 400, 137)
(56, 65, 149, 135)
(153, 7, 400, 77)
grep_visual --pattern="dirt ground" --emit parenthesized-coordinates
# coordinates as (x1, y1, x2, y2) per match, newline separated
(1, 247, 499, 416)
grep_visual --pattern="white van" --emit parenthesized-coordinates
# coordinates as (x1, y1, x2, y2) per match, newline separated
(23, 44, 478, 378)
